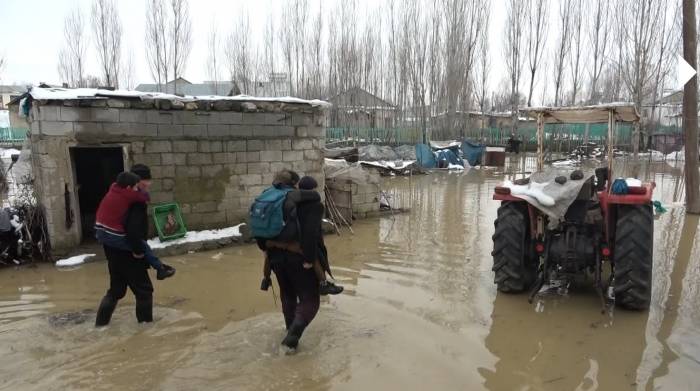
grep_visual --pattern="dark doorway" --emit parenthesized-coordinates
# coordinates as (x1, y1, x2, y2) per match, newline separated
(71, 147, 124, 241)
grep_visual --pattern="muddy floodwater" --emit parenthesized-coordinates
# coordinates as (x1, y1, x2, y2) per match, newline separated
(1, 156, 698, 390)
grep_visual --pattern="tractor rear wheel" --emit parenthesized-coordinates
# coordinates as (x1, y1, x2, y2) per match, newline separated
(613, 204, 653, 310)
(492, 202, 533, 293)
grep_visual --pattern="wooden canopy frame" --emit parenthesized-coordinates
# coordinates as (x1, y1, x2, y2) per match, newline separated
(522, 104, 641, 175)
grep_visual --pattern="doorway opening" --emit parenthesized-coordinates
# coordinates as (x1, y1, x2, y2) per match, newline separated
(71, 147, 124, 241)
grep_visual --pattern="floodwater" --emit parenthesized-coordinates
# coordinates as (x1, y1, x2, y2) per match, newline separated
(0, 155, 698, 391)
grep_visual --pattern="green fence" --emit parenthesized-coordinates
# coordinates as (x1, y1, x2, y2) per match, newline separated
(326, 127, 423, 146)
(327, 123, 638, 151)
(0, 127, 28, 145)
(462, 123, 636, 152)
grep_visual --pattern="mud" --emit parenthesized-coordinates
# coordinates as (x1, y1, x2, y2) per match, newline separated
(0, 155, 698, 390)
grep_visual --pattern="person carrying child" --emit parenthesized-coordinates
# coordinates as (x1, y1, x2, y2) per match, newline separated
(250, 170, 342, 351)
(260, 175, 343, 295)
(94, 171, 176, 280)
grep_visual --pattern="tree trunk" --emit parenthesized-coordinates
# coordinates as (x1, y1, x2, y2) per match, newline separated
(683, 0, 700, 213)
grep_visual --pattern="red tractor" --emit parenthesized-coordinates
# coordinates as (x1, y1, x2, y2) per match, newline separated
(492, 105, 654, 310)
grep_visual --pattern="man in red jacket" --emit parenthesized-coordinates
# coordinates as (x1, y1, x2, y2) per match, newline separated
(95, 164, 162, 326)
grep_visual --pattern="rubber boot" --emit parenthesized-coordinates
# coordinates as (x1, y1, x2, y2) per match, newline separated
(281, 320, 306, 350)
(156, 264, 176, 280)
(135, 296, 153, 323)
(95, 295, 117, 327)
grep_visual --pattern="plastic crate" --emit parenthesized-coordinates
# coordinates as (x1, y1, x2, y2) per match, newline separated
(152, 203, 187, 242)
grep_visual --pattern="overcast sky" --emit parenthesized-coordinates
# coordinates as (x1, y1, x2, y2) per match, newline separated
(0, 0, 532, 101)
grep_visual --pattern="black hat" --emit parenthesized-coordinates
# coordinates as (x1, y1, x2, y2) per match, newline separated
(130, 164, 152, 180)
(298, 176, 318, 190)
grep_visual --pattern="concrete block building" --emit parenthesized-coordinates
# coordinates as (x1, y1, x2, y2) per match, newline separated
(22, 87, 328, 253)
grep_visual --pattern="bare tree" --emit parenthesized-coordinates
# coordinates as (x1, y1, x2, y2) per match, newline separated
(473, 14, 491, 138)
(226, 11, 252, 94)
(618, 0, 673, 155)
(552, 0, 573, 106)
(683, 0, 700, 213)
(206, 20, 221, 94)
(568, 0, 584, 104)
(402, 1, 429, 142)
(503, 0, 527, 132)
(145, 0, 169, 91)
(170, 0, 192, 93)
(588, 0, 611, 103)
(525, 0, 548, 107)
(122, 49, 136, 90)
(91, 0, 122, 88)
(263, 12, 277, 95)
(57, 8, 87, 88)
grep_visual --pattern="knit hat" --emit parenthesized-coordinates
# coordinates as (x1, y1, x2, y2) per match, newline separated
(115, 171, 140, 188)
(298, 176, 318, 190)
(130, 164, 152, 180)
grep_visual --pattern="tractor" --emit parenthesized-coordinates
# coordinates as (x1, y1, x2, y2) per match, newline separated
(491, 105, 654, 310)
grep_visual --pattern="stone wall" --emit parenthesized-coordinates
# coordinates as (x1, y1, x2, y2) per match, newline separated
(325, 178, 380, 221)
(27, 98, 326, 253)
(351, 183, 380, 218)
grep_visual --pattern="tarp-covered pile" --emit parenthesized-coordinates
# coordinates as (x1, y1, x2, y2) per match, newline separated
(501, 167, 594, 228)
(462, 140, 485, 166)
(414, 143, 465, 169)
(358, 145, 399, 161)
(325, 158, 380, 185)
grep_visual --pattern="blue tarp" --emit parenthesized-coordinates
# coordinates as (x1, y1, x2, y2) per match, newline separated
(461, 140, 485, 166)
(436, 149, 463, 167)
(415, 144, 437, 168)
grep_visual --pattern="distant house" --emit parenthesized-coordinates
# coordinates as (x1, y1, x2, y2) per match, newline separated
(642, 90, 682, 127)
(0, 85, 26, 109)
(239, 73, 290, 97)
(135, 77, 238, 96)
(327, 87, 395, 129)
(136, 74, 292, 98)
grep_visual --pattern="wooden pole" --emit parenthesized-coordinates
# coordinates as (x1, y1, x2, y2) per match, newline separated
(684, 0, 700, 213)
(608, 110, 614, 184)
(536, 112, 544, 171)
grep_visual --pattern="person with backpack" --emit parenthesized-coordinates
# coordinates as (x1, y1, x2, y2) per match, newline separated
(250, 170, 327, 351)
(261, 176, 343, 295)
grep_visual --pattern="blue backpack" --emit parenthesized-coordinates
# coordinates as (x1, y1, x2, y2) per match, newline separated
(249, 186, 294, 239)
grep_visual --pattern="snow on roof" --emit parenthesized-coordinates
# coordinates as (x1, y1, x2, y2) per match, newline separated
(28, 87, 331, 108)
(522, 103, 640, 124)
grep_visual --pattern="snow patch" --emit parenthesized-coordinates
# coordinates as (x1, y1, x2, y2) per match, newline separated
(56, 254, 96, 267)
(666, 150, 685, 161)
(147, 224, 244, 249)
(1, 148, 21, 158)
(28, 87, 330, 107)
(447, 163, 465, 170)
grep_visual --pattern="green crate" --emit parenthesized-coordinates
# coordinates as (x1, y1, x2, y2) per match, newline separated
(152, 203, 187, 242)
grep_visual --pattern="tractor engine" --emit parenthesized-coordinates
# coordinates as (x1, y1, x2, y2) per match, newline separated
(543, 198, 602, 291)
(547, 223, 597, 275)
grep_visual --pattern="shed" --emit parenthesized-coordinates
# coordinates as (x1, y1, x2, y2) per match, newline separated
(23, 87, 329, 253)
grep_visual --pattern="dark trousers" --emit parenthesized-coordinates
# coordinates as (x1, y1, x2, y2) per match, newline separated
(95, 245, 154, 326)
(269, 249, 320, 334)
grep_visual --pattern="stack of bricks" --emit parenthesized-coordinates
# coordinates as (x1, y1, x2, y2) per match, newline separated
(27, 97, 327, 252)
(352, 183, 381, 218)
